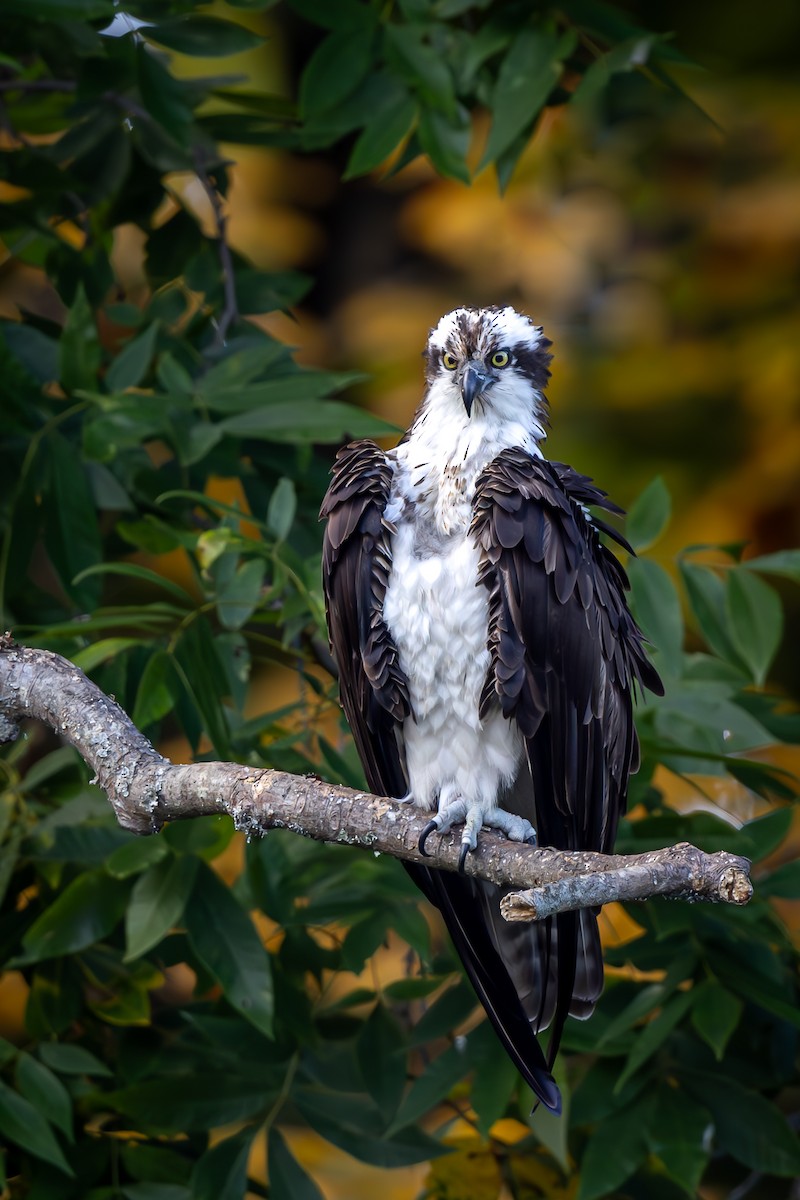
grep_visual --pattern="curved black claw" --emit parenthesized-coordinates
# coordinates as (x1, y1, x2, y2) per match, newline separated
(418, 819, 439, 858)
(458, 841, 471, 874)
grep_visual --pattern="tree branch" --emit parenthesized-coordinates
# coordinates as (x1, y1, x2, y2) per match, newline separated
(0, 641, 753, 916)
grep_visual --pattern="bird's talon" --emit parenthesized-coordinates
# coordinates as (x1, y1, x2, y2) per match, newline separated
(418, 818, 439, 857)
(458, 841, 470, 874)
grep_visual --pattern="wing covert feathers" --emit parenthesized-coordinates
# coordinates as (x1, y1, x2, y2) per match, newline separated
(471, 448, 662, 1074)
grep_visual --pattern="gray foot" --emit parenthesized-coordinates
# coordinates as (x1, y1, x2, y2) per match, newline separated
(418, 797, 536, 870)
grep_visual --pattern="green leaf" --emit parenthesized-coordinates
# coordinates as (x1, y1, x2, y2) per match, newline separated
(409, 982, 477, 1046)
(710, 954, 800, 1029)
(577, 1098, 649, 1200)
(681, 1069, 800, 1176)
(198, 343, 290, 395)
(185, 861, 274, 1037)
(691, 980, 742, 1059)
(679, 561, 744, 667)
(211, 88, 295, 119)
(16, 1052, 73, 1140)
(20, 870, 129, 963)
(742, 549, 800, 581)
(218, 399, 398, 443)
(236, 268, 311, 313)
(14, 746, 77, 793)
(725, 567, 783, 686)
(524, 1053, 570, 1172)
(106, 1073, 270, 1133)
(267, 477, 297, 541)
(123, 1185, 191, 1200)
(216, 631, 251, 711)
(121, 1142, 192, 1185)
(0, 1078, 74, 1176)
(0, 0, 112, 14)
(71, 637, 141, 672)
(106, 321, 160, 392)
(284, 0, 366, 27)
(614, 989, 694, 1092)
(357, 1003, 407, 1122)
(38, 1043, 112, 1077)
(267, 1128, 325, 1200)
(136, 45, 193, 146)
(59, 282, 100, 393)
(294, 1090, 448, 1167)
(627, 557, 683, 675)
(482, 29, 570, 166)
(626, 476, 671, 551)
(385, 25, 455, 116)
(468, 1023, 518, 1136)
(572, 34, 658, 109)
(132, 651, 178, 730)
(344, 86, 416, 178)
(4, 322, 59, 384)
(758, 858, 800, 898)
(106, 837, 170, 880)
(26, 961, 83, 1038)
(157, 352, 194, 396)
(0, 814, 22, 910)
(44, 430, 103, 609)
(201, 370, 362, 412)
(646, 1086, 711, 1196)
(147, 17, 264, 58)
(190, 1128, 254, 1200)
(86, 462, 135, 511)
(388, 1044, 466, 1134)
(596, 981, 675, 1050)
(125, 854, 198, 961)
(173, 617, 232, 757)
(739, 806, 793, 861)
(299, 28, 375, 117)
(163, 814, 234, 860)
(418, 106, 471, 183)
(725, 758, 798, 803)
(217, 558, 265, 630)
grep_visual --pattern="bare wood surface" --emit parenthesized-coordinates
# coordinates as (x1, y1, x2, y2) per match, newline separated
(0, 641, 753, 916)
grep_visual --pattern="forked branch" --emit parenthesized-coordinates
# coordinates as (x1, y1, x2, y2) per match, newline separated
(0, 642, 753, 917)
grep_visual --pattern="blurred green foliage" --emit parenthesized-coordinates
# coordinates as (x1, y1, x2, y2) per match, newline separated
(0, 2, 799, 1198)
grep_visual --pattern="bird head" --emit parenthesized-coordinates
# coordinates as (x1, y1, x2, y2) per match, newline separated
(423, 306, 553, 425)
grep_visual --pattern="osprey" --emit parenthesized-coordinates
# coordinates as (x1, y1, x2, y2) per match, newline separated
(320, 306, 662, 1112)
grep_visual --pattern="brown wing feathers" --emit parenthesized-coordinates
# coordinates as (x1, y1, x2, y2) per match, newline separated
(472, 449, 662, 1065)
(321, 441, 662, 1112)
(320, 441, 410, 800)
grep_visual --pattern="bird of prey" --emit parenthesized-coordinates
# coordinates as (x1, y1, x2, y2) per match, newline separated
(320, 306, 662, 1112)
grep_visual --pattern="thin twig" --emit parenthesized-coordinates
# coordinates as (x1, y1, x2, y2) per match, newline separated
(0, 642, 753, 916)
(192, 147, 239, 348)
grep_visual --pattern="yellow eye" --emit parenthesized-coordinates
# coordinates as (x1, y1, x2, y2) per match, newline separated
(442, 352, 458, 370)
(491, 350, 510, 368)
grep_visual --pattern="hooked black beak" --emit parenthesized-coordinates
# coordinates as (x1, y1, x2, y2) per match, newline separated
(460, 361, 490, 415)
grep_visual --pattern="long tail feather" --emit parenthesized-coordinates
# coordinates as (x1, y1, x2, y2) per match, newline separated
(406, 862, 562, 1113)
